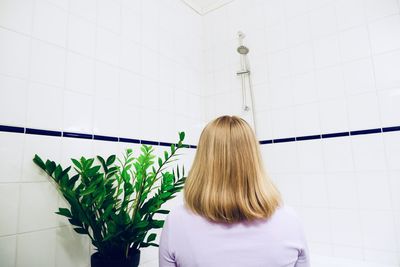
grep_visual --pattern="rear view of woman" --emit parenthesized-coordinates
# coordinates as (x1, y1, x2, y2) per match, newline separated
(159, 115, 310, 267)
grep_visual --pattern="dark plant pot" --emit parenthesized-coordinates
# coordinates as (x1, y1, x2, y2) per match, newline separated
(91, 251, 140, 267)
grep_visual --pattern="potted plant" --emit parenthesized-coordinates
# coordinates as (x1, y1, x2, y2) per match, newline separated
(33, 132, 187, 267)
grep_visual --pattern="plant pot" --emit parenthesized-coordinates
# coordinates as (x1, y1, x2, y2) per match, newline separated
(91, 251, 141, 267)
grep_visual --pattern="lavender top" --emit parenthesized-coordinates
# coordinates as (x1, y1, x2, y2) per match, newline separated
(159, 205, 310, 267)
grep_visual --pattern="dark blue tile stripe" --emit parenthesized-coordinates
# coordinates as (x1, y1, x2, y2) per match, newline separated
(119, 137, 141, 144)
(63, 132, 93, 140)
(382, 126, 400, 132)
(141, 140, 159, 146)
(350, 128, 381, 136)
(159, 142, 173, 147)
(94, 135, 118, 142)
(259, 139, 273, 144)
(0, 125, 24, 133)
(321, 131, 349, 139)
(273, 137, 296, 143)
(296, 134, 321, 141)
(26, 128, 62, 137)
(1, 124, 399, 148)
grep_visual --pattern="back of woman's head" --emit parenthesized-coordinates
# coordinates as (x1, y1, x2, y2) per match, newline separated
(184, 115, 281, 224)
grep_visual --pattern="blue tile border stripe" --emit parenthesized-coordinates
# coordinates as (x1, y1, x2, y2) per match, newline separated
(258, 126, 400, 145)
(1, 124, 400, 148)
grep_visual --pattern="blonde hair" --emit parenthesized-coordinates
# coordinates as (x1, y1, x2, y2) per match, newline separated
(184, 115, 281, 223)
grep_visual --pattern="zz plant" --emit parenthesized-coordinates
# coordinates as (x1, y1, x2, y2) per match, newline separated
(33, 132, 186, 262)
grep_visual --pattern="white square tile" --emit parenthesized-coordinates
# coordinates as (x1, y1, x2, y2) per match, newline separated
(286, 14, 311, 46)
(319, 98, 350, 133)
(326, 172, 358, 208)
(365, 0, 399, 21)
(369, 14, 400, 54)
(313, 34, 341, 69)
(333, 245, 364, 261)
(0, 74, 28, 126)
(142, 79, 159, 110)
(63, 90, 93, 133)
(339, 26, 371, 62)
(364, 249, 400, 265)
(66, 52, 95, 95)
(297, 140, 324, 172)
(55, 226, 90, 267)
(316, 66, 345, 101)
(322, 137, 354, 172)
(0, 0, 34, 34)
(351, 134, 387, 171)
(269, 76, 293, 109)
(17, 228, 56, 267)
(97, 0, 121, 33)
(330, 209, 363, 246)
(0, 184, 19, 236)
(360, 210, 397, 251)
(267, 49, 290, 79)
(93, 96, 119, 136)
(26, 82, 63, 130)
(119, 69, 142, 107)
(0, 28, 30, 78)
(300, 173, 329, 207)
(267, 142, 299, 172)
(265, 22, 288, 53)
(21, 134, 61, 182)
(347, 92, 381, 131)
(290, 42, 314, 75)
(0, 132, 24, 182)
(384, 133, 400, 170)
(292, 72, 318, 105)
(141, 108, 159, 141)
(95, 61, 119, 98)
(378, 88, 400, 126)
(335, 0, 366, 30)
(373, 49, 400, 89)
(300, 207, 332, 243)
(264, 0, 286, 28)
(255, 110, 273, 140)
(342, 58, 376, 95)
(95, 27, 120, 66)
(310, 4, 337, 38)
(32, 0, 67, 46)
(272, 174, 301, 206)
(141, 47, 159, 81)
(121, 8, 141, 44)
(388, 171, 400, 210)
(356, 171, 392, 209)
(18, 182, 59, 232)
(30, 40, 66, 87)
(270, 107, 296, 138)
(120, 39, 141, 74)
(60, 137, 94, 167)
(69, 0, 96, 22)
(0, 235, 16, 267)
(294, 103, 321, 136)
(67, 14, 96, 57)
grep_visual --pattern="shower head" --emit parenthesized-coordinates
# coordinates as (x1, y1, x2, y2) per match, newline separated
(237, 45, 249, 55)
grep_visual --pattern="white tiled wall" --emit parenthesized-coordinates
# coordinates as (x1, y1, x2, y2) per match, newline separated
(0, 0, 202, 266)
(2, 0, 400, 266)
(202, 0, 400, 265)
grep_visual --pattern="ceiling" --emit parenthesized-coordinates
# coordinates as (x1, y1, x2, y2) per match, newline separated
(181, 0, 234, 15)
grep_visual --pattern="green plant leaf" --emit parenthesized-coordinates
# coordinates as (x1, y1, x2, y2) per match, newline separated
(33, 154, 46, 170)
(106, 155, 116, 166)
(71, 158, 82, 170)
(56, 208, 72, 218)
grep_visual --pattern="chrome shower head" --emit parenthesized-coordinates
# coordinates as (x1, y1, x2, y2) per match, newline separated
(237, 45, 249, 55)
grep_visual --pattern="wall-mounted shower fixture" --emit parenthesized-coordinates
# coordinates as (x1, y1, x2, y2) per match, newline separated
(236, 31, 257, 134)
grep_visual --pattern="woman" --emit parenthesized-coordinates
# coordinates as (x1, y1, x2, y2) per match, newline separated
(159, 115, 309, 267)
